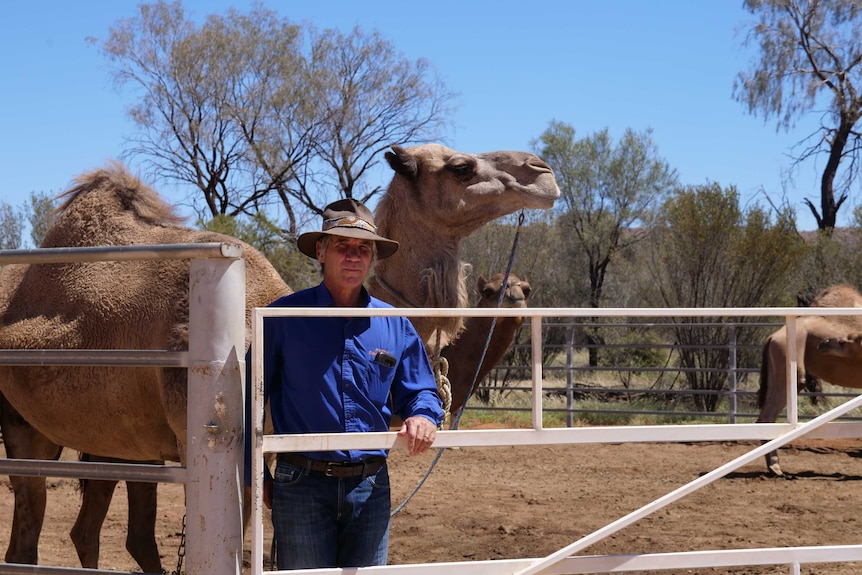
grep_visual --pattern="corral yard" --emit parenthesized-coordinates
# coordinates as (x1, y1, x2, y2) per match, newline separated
(2, 428, 862, 574)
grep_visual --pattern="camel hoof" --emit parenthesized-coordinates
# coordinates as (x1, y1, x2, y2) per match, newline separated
(767, 462, 784, 477)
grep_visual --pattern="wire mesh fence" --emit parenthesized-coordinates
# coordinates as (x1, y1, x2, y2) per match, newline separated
(464, 319, 862, 425)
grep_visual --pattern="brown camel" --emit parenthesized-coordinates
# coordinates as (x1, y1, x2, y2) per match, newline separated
(757, 283, 862, 476)
(0, 144, 559, 570)
(441, 273, 532, 419)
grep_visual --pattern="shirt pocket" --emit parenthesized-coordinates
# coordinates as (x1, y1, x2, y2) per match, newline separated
(365, 357, 396, 402)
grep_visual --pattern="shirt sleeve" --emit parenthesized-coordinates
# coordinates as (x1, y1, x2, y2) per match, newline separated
(390, 318, 445, 427)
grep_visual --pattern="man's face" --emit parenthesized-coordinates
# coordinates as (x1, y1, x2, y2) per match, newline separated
(318, 236, 374, 290)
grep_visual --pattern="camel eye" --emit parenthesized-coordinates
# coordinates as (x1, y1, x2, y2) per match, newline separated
(447, 157, 476, 180)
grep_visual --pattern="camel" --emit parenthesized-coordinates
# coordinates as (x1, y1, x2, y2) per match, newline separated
(0, 144, 559, 570)
(441, 273, 532, 419)
(756, 283, 862, 476)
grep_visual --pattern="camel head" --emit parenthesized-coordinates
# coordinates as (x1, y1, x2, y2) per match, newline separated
(818, 332, 862, 358)
(476, 273, 531, 310)
(378, 144, 560, 241)
(369, 144, 557, 348)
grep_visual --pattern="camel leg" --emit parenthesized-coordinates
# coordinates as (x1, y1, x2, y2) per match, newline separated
(757, 393, 788, 476)
(756, 337, 800, 477)
(70, 455, 164, 574)
(124, 480, 162, 574)
(70, 474, 116, 569)
(756, 387, 786, 476)
(0, 392, 63, 565)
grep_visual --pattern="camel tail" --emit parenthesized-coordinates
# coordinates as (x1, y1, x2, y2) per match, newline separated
(757, 340, 769, 410)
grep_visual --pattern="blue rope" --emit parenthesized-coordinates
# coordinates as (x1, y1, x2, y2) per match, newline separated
(391, 211, 526, 517)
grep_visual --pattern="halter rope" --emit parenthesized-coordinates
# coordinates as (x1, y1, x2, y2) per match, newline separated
(391, 210, 526, 516)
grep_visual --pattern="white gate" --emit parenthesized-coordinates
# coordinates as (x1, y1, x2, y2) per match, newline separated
(250, 306, 862, 575)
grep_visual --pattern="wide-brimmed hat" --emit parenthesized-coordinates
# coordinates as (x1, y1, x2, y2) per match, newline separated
(297, 198, 399, 260)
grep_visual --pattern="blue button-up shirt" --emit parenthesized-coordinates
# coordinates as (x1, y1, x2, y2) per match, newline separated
(246, 283, 443, 470)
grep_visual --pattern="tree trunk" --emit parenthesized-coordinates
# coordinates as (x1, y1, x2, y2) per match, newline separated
(817, 119, 853, 230)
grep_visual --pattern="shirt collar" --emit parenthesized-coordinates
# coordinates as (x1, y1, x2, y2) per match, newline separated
(315, 282, 371, 307)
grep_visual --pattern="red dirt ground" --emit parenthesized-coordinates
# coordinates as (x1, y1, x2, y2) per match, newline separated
(2, 432, 862, 574)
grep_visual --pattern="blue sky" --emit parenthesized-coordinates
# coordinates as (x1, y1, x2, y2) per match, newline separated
(0, 1, 835, 235)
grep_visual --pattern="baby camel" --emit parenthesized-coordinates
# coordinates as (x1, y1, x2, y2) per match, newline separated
(441, 273, 531, 419)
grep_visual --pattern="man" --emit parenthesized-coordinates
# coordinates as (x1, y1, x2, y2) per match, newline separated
(245, 198, 443, 569)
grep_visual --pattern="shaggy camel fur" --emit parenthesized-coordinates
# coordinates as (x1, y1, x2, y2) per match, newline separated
(0, 144, 559, 570)
(441, 273, 531, 418)
(757, 283, 862, 476)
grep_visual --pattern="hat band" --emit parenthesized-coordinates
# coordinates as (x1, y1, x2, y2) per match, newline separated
(323, 215, 377, 234)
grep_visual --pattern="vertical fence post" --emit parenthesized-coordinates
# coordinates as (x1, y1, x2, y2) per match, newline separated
(566, 325, 574, 428)
(728, 325, 738, 424)
(186, 255, 246, 575)
(531, 317, 544, 430)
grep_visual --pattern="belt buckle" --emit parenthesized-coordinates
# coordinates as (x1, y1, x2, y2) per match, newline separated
(324, 462, 337, 477)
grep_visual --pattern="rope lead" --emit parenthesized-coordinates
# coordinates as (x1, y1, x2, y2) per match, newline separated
(391, 210, 526, 517)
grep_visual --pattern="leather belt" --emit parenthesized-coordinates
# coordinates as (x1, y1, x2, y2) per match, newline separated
(277, 453, 385, 478)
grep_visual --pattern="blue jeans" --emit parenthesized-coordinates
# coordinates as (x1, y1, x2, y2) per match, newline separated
(271, 460, 391, 569)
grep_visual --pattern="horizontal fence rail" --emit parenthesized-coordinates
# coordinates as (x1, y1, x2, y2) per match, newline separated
(0, 349, 188, 367)
(0, 242, 242, 264)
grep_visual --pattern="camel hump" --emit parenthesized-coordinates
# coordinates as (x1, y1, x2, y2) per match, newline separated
(53, 161, 186, 232)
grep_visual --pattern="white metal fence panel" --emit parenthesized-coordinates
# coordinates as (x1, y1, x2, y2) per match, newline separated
(0, 243, 246, 575)
(250, 305, 862, 575)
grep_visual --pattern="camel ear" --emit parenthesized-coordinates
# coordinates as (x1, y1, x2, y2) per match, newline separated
(476, 275, 488, 290)
(385, 145, 418, 180)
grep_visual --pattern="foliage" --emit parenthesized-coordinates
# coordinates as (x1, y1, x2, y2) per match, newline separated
(641, 182, 804, 410)
(736, 0, 862, 230)
(97, 1, 455, 239)
(593, 322, 673, 389)
(533, 122, 678, 309)
(28, 191, 56, 247)
(532, 122, 677, 367)
(0, 202, 23, 250)
(792, 228, 862, 304)
(0, 192, 55, 251)
(200, 213, 318, 291)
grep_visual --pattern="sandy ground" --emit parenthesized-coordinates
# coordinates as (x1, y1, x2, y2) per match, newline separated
(2, 432, 862, 574)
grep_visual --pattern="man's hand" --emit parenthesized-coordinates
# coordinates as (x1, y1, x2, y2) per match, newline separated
(398, 415, 437, 456)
